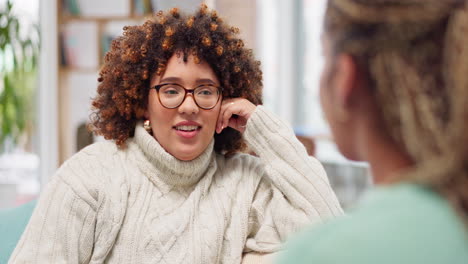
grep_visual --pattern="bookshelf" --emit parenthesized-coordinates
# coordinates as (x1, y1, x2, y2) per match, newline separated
(57, 0, 165, 163)
(56, 0, 256, 164)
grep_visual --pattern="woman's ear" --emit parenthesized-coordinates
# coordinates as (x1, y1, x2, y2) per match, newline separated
(333, 53, 358, 109)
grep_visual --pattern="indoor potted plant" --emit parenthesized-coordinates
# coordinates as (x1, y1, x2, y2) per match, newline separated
(0, 0, 39, 208)
(0, 0, 39, 153)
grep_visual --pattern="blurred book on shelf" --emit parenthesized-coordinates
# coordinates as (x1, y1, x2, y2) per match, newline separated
(60, 21, 98, 69)
(101, 20, 142, 57)
(62, 0, 80, 15)
(134, 0, 153, 15)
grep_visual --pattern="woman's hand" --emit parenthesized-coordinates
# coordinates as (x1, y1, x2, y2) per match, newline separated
(216, 98, 256, 134)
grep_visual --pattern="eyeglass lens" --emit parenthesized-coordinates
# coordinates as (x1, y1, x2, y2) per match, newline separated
(158, 84, 220, 109)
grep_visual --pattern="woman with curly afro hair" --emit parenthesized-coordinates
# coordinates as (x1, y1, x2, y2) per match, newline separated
(10, 4, 342, 264)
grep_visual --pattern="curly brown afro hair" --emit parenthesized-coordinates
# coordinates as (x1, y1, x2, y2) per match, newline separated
(90, 4, 263, 155)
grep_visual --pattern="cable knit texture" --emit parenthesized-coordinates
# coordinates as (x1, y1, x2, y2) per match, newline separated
(9, 106, 343, 264)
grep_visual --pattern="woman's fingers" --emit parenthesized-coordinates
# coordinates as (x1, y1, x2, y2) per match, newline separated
(216, 98, 256, 134)
(216, 101, 234, 133)
(222, 102, 236, 129)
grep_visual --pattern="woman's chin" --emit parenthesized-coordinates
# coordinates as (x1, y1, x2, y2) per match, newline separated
(176, 154, 198, 161)
(170, 147, 204, 161)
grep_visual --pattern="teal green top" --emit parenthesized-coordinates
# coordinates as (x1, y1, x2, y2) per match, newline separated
(277, 183, 468, 264)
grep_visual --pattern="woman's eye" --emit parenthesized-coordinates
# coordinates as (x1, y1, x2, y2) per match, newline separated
(163, 89, 179, 95)
(198, 90, 213, 95)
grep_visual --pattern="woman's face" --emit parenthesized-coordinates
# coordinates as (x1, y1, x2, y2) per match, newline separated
(147, 54, 222, 161)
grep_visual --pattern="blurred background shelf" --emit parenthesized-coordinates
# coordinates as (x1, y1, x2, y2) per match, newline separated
(57, 0, 162, 162)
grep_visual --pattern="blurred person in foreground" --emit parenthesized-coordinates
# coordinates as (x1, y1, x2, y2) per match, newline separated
(278, 0, 468, 263)
(9, 4, 342, 264)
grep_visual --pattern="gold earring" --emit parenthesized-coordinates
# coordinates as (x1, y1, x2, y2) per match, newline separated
(144, 120, 152, 133)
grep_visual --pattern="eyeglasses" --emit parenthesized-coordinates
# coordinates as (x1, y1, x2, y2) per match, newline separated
(151, 83, 223, 110)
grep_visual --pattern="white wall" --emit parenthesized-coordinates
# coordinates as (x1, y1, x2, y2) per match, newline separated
(38, 0, 59, 187)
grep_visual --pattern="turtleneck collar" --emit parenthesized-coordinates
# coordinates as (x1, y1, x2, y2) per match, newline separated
(130, 122, 216, 187)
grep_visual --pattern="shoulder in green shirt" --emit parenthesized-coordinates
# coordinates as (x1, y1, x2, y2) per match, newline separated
(278, 183, 468, 264)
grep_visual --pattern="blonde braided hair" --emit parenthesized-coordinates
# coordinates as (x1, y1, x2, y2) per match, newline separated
(324, 0, 468, 225)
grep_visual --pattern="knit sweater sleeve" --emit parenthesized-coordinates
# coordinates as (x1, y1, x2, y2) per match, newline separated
(242, 106, 343, 254)
(9, 143, 128, 264)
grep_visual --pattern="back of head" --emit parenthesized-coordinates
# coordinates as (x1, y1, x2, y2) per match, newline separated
(324, 0, 468, 225)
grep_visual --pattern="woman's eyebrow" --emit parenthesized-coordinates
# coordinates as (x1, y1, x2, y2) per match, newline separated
(195, 78, 217, 85)
(159, 77, 218, 86)
(160, 77, 182, 83)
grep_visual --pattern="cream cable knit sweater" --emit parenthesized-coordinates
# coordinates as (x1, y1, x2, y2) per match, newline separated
(9, 106, 343, 264)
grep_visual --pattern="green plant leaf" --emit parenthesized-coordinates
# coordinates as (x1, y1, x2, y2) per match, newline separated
(0, 0, 39, 149)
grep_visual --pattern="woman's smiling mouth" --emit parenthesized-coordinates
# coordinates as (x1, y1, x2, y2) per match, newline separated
(173, 121, 202, 139)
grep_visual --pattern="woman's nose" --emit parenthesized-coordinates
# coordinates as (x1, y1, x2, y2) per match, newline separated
(178, 94, 199, 115)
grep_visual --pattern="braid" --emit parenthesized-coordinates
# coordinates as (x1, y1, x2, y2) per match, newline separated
(437, 2, 468, 226)
(325, 0, 468, 226)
